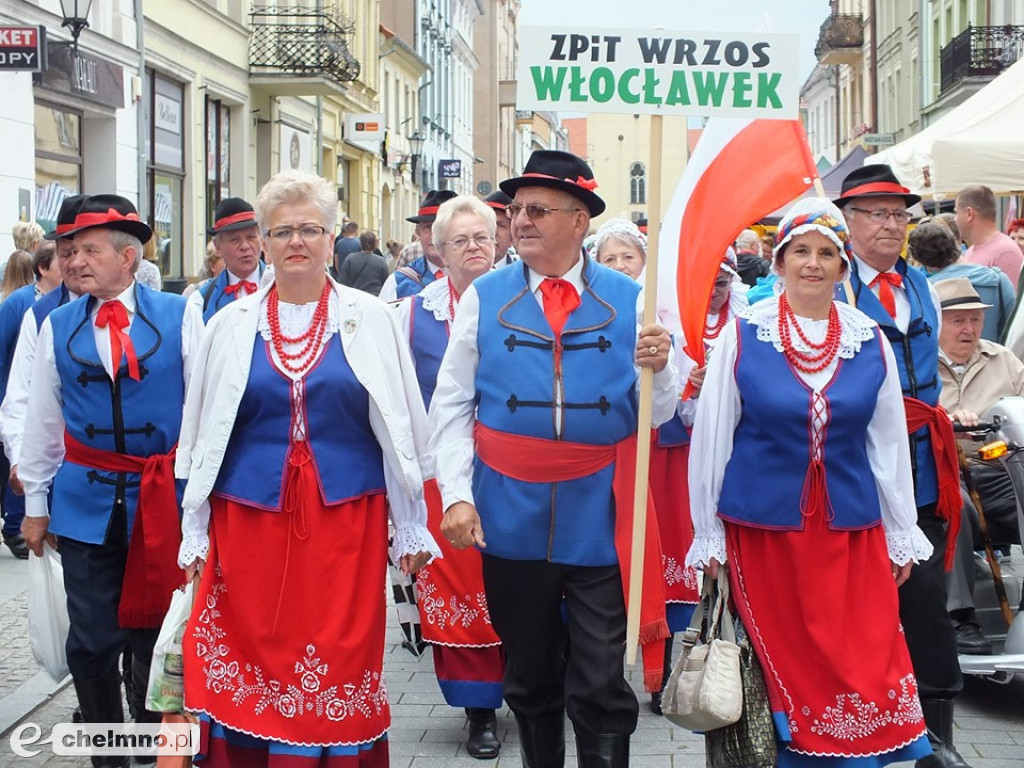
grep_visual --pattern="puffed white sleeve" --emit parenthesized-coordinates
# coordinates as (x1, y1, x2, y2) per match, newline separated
(427, 285, 480, 512)
(868, 333, 934, 565)
(378, 273, 399, 303)
(684, 321, 742, 568)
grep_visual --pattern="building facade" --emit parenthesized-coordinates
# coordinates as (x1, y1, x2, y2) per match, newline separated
(472, 0, 519, 198)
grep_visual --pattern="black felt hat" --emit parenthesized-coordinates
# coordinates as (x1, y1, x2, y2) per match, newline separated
(62, 194, 153, 244)
(483, 189, 513, 212)
(499, 150, 605, 216)
(407, 190, 458, 223)
(834, 164, 921, 208)
(208, 197, 258, 236)
(44, 194, 87, 240)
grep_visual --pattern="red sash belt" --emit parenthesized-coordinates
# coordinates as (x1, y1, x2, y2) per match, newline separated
(63, 431, 182, 627)
(903, 397, 960, 570)
(475, 423, 669, 692)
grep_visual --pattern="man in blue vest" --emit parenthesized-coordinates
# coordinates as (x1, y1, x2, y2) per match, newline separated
(429, 150, 677, 768)
(20, 194, 203, 767)
(379, 189, 456, 302)
(189, 196, 265, 323)
(1, 196, 86, 556)
(834, 165, 971, 768)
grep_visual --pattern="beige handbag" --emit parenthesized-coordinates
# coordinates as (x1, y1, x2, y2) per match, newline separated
(662, 570, 743, 731)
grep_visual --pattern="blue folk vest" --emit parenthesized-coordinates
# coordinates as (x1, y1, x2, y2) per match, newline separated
(836, 260, 940, 507)
(408, 296, 449, 409)
(472, 260, 639, 565)
(48, 284, 186, 544)
(717, 318, 887, 530)
(213, 334, 386, 510)
(200, 263, 266, 324)
(395, 255, 439, 299)
(32, 283, 72, 332)
(0, 283, 37, 397)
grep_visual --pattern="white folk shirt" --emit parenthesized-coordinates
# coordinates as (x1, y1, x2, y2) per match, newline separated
(20, 282, 204, 518)
(427, 256, 681, 513)
(1, 289, 81, 465)
(684, 298, 934, 570)
(853, 256, 943, 335)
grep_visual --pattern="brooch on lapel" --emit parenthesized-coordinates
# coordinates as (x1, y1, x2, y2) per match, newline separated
(344, 318, 358, 334)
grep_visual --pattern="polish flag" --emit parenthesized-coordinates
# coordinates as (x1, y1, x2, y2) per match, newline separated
(658, 118, 818, 376)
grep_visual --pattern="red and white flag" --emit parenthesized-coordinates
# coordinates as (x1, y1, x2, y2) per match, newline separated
(658, 118, 818, 378)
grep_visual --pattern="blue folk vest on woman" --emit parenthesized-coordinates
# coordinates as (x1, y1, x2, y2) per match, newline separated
(48, 284, 186, 544)
(836, 260, 940, 507)
(214, 334, 386, 509)
(407, 295, 449, 409)
(717, 318, 888, 530)
(473, 259, 639, 566)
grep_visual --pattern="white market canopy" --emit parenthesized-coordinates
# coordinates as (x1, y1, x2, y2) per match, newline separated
(868, 56, 1024, 199)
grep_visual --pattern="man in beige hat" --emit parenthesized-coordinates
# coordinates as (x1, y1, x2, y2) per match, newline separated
(936, 276, 1024, 658)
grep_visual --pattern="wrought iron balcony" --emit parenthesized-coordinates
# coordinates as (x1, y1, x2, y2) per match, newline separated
(815, 13, 863, 66)
(249, 5, 360, 95)
(940, 24, 1024, 95)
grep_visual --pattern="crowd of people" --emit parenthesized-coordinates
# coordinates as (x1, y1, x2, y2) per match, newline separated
(2, 148, 1023, 768)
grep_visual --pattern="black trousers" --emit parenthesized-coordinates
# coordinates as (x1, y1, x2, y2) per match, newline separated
(60, 500, 160, 681)
(481, 554, 639, 736)
(898, 504, 963, 699)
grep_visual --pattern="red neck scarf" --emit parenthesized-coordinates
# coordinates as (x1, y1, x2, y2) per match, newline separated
(95, 300, 141, 381)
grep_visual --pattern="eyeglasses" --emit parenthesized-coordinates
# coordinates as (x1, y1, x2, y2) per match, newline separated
(505, 203, 583, 220)
(848, 207, 913, 225)
(442, 234, 494, 253)
(265, 225, 329, 242)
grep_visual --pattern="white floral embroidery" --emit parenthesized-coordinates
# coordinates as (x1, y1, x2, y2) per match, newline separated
(808, 676, 923, 740)
(190, 566, 387, 723)
(662, 555, 698, 591)
(416, 576, 492, 631)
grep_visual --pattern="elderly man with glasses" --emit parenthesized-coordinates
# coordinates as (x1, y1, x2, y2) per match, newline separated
(835, 165, 971, 768)
(428, 150, 678, 768)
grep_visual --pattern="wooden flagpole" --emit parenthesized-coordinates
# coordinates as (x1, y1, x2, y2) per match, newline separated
(626, 113, 664, 665)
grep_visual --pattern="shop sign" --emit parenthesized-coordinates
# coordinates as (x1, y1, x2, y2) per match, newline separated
(0, 25, 45, 71)
(439, 159, 462, 178)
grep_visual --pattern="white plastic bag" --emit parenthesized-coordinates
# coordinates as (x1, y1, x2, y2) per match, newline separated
(27, 542, 70, 680)
(146, 581, 194, 713)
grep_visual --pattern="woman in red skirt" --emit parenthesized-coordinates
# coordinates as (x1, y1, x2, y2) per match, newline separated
(686, 198, 935, 767)
(176, 170, 439, 767)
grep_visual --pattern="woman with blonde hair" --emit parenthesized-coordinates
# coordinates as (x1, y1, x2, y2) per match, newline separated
(177, 170, 439, 765)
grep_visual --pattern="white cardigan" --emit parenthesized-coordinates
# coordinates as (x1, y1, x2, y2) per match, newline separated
(174, 279, 439, 564)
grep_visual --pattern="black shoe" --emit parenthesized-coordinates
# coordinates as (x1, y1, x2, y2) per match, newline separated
(3, 532, 29, 559)
(954, 621, 993, 655)
(649, 691, 662, 715)
(465, 708, 500, 759)
(917, 698, 973, 768)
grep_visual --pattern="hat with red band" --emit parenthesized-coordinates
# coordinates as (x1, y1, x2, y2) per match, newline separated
(483, 189, 513, 212)
(407, 189, 457, 223)
(208, 197, 258, 236)
(62, 194, 153, 244)
(500, 150, 606, 216)
(44, 194, 87, 241)
(834, 164, 921, 208)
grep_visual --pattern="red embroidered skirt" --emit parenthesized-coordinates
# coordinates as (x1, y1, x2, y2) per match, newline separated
(648, 441, 699, 627)
(725, 507, 928, 761)
(415, 479, 503, 708)
(183, 442, 391, 752)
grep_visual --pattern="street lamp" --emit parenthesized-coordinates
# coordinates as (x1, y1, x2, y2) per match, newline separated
(59, 0, 93, 51)
(408, 131, 426, 178)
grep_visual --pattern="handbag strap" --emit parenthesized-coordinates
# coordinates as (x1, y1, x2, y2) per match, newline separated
(684, 569, 737, 644)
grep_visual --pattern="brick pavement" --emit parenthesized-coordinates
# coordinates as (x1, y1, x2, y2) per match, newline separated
(1, 545, 1022, 767)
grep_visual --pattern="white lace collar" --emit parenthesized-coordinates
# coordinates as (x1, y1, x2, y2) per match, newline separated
(746, 296, 877, 360)
(419, 276, 456, 323)
(256, 291, 342, 340)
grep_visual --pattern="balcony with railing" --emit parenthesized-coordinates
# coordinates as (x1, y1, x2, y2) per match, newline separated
(815, 13, 864, 66)
(249, 5, 361, 96)
(940, 24, 1024, 95)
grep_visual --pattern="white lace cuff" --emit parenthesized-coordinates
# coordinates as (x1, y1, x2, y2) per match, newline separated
(392, 523, 443, 562)
(178, 533, 209, 569)
(685, 534, 728, 569)
(886, 526, 934, 566)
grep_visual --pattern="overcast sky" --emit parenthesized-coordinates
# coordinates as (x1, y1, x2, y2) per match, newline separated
(517, 0, 828, 84)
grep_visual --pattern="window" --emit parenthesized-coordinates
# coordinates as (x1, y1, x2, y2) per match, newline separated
(34, 102, 82, 232)
(145, 70, 185, 278)
(629, 162, 646, 205)
(205, 96, 231, 232)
